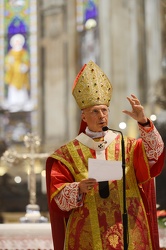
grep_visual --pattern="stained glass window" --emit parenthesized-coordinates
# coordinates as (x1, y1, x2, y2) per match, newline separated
(0, 0, 38, 143)
(76, 0, 99, 66)
(76, 0, 99, 32)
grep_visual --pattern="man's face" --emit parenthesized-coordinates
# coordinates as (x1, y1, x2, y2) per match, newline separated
(81, 105, 109, 132)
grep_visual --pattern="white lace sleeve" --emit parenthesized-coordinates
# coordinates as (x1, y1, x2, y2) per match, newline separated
(138, 123, 164, 165)
(54, 182, 83, 211)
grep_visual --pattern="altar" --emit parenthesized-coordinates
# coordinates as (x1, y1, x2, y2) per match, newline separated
(0, 223, 54, 250)
(0, 222, 165, 249)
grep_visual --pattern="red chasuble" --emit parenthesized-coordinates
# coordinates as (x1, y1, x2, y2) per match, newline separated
(46, 133, 165, 250)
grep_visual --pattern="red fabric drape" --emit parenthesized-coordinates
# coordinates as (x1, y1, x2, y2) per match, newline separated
(46, 157, 69, 250)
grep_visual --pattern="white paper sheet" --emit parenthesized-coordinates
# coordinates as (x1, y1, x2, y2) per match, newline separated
(88, 158, 122, 182)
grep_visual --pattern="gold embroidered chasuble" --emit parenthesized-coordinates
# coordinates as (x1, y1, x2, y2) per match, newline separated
(51, 131, 153, 250)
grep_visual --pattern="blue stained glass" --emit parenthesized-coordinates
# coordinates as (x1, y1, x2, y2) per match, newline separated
(84, 0, 98, 22)
(8, 16, 28, 35)
(7, 16, 28, 51)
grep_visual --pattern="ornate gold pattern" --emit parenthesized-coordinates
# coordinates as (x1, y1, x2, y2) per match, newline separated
(51, 136, 153, 249)
(87, 190, 103, 250)
(72, 60, 113, 109)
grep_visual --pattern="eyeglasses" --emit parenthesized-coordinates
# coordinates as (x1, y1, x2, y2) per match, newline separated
(88, 108, 109, 117)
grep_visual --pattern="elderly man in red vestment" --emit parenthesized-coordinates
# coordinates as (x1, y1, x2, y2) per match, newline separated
(46, 61, 165, 250)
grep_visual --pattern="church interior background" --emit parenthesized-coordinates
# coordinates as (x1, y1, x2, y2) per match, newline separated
(0, 0, 165, 248)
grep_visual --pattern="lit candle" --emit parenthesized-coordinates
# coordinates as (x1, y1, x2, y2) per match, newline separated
(41, 170, 46, 194)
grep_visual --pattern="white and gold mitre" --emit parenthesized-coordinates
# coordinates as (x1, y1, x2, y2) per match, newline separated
(72, 60, 113, 109)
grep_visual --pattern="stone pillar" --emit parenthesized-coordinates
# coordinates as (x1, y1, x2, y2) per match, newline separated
(65, 1, 78, 140)
(39, 0, 77, 149)
(144, 0, 162, 111)
(99, 0, 139, 136)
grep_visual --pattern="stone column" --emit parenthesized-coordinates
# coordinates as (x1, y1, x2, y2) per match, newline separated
(39, 0, 77, 149)
(99, 0, 139, 137)
(144, 0, 162, 111)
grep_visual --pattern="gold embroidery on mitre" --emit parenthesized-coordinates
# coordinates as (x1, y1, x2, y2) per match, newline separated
(72, 60, 113, 109)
